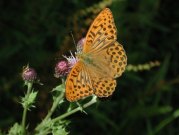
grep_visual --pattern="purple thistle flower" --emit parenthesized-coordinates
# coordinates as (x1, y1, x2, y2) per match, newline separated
(54, 60, 69, 78)
(22, 66, 37, 82)
(63, 51, 78, 69)
(55, 38, 85, 78)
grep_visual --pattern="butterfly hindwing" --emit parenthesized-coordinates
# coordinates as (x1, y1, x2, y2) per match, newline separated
(92, 77, 116, 97)
(106, 41, 127, 78)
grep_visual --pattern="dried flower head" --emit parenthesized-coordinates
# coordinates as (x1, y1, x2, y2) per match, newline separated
(22, 65, 37, 82)
(54, 60, 69, 78)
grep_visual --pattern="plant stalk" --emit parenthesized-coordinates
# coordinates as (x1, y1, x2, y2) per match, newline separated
(22, 82, 33, 135)
(35, 79, 65, 131)
(52, 96, 97, 123)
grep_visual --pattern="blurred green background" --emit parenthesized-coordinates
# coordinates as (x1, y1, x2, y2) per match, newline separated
(0, 0, 179, 134)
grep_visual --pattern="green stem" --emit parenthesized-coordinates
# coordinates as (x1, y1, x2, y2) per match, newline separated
(35, 79, 65, 131)
(44, 85, 65, 121)
(22, 82, 33, 135)
(52, 96, 97, 123)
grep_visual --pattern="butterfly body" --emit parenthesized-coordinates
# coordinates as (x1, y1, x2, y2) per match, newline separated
(77, 53, 93, 65)
(65, 8, 127, 102)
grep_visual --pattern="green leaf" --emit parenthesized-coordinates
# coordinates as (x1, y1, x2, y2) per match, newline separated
(51, 121, 70, 135)
(52, 84, 65, 93)
(21, 91, 38, 109)
(8, 123, 23, 135)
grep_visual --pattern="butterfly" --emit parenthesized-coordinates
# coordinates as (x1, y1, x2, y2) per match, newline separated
(65, 8, 127, 102)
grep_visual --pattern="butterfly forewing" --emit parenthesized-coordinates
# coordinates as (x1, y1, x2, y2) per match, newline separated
(65, 61, 93, 102)
(83, 8, 117, 54)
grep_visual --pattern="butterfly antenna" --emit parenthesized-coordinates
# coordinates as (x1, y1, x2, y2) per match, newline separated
(70, 31, 77, 49)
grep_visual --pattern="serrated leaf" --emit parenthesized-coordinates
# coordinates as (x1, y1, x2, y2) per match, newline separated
(8, 123, 23, 135)
(21, 91, 38, 109)
(51, 120, 69, 135)
(52, 125, 69, 135)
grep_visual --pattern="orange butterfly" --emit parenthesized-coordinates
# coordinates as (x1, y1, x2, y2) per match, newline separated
(65, 8, 127, 102)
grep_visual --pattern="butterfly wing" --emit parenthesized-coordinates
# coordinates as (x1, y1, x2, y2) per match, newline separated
(98, 41, 127, 78)
(83, 8, 127, 78)
(83, 8, 117, 54)
(65, 61, 94, 102)
(82, 8, 127, 97)
(89, 42, 126, 97)
(91, 76, 117, 97)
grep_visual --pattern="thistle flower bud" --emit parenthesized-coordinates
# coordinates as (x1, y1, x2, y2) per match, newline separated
(22, 66, 37, 82)
(77, 37, 86, 53)
(54, 60, 69, 78)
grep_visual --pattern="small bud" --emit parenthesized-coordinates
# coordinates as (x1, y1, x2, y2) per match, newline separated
(77, 37, 86, 53)
(54, 60, 69, 78)
(22, 66, 37, 82)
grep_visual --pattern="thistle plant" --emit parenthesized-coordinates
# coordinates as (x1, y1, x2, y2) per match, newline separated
(7, 57, 98, 135)
(8, 65, 39, 135)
